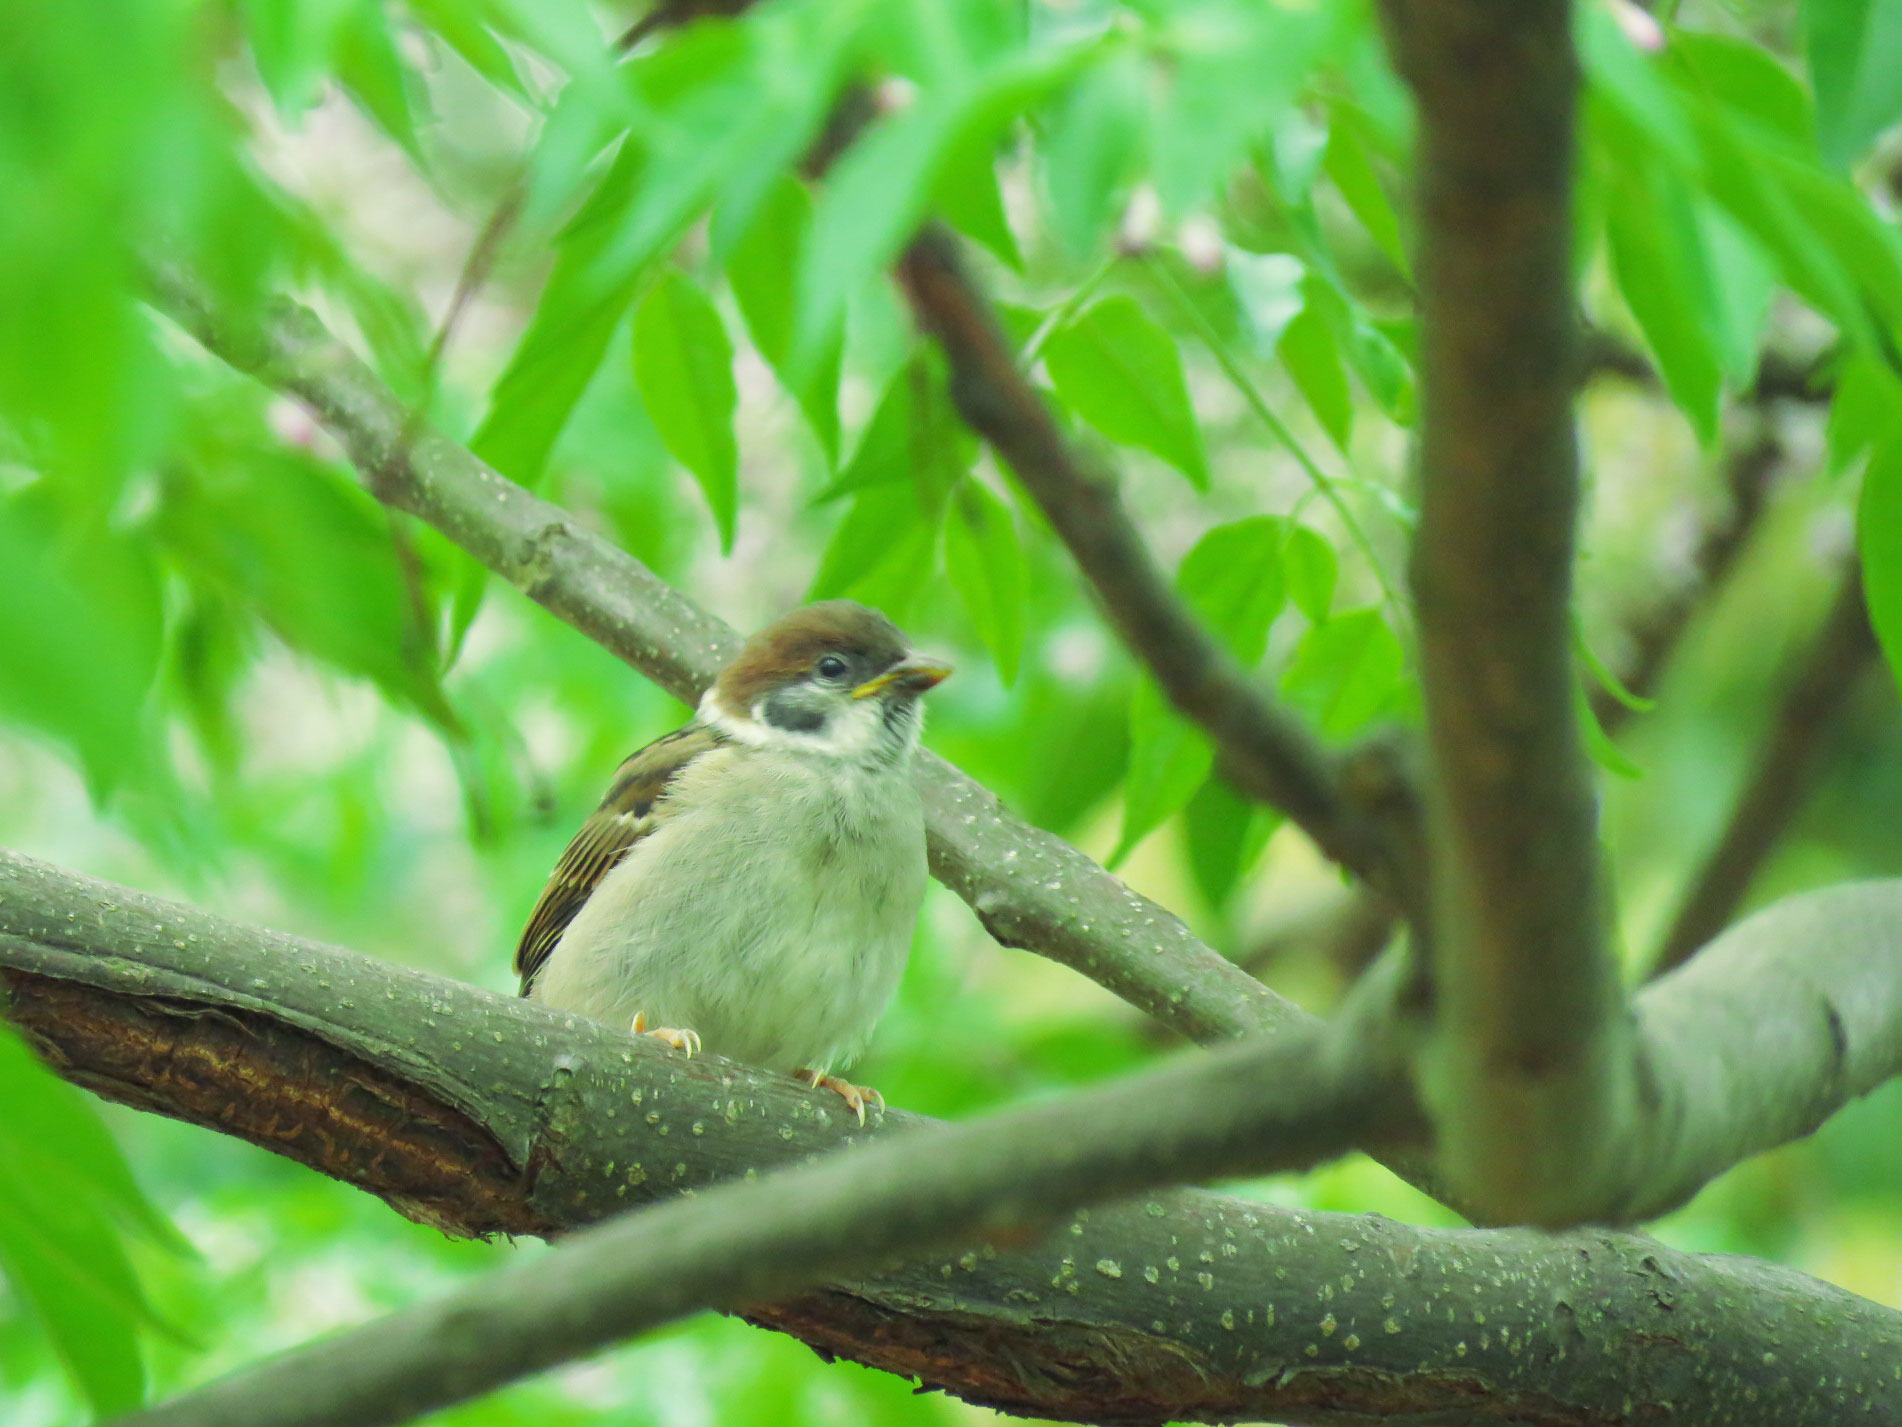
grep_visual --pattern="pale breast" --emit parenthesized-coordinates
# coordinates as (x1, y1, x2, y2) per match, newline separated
(530, 747, 927, 1073)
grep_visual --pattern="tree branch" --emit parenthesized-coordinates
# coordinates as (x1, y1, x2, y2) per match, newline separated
(895, 231, 1426, 915)
(139, 264, 1288, 1046)
(4, 851, 1899, 1425)
(1380, 0, 1632, 1223)
(1653, 568, 1880, 975)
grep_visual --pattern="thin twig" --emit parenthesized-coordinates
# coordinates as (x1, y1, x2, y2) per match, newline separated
(895, 228, 1426, 913)
(1651, 568, 1880, 976)
(1590, 427, 1784, 734)
(1583, 329, 1830, 407)
(1144, 255, 1409, 627)
(1238, 886, 1400, 984)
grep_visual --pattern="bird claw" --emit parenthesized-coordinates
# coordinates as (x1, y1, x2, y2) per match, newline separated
(630, 1011, 700, 1057)
(795, 1069, 883, 1125)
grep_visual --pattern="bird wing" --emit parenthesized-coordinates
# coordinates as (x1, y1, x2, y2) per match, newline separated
(514, 723, 727, 995)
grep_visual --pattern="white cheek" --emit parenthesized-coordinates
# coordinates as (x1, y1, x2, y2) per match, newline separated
(784, 697, 888, 759)
(700, 685, 921, 764)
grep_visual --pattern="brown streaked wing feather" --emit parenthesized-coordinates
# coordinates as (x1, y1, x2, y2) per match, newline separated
(514, 724, 726, 994)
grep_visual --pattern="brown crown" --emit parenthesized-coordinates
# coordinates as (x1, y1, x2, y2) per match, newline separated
(714, 600, 909, 710)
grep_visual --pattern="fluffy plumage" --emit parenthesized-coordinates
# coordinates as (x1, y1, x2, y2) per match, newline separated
(515, 602, 947, 1089)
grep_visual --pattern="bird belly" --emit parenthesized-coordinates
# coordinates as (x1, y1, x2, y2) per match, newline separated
(529, 758, 925, 1075)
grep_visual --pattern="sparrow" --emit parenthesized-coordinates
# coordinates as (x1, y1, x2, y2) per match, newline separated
(515, 601, 951, 1121)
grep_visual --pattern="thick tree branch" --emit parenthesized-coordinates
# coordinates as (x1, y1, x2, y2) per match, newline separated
(896, 231, 1425, 915)
(4, 852, 1900, 1426)
(1653, 568, 1880, 975)
(108, 1007, 1386, 1427)
(1380, 0, 1631, 1222)
(140, 264, 1288, 1046)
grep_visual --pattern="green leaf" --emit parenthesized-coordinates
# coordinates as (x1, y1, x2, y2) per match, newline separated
(1685, 109, 1871, 351)
(1323, 106, 1409, 277)
(992, 298, 1046, 354)
(0, 493, 164, 797)
(1277, 300, 1354, 454)
(719, 175, 841, 462)
(934, 127, 1022, 270)
(1603, 159, 1725, 445)
(517, 78, 628, 235)
(1698, 203, 1779, 387)
(809, 360, 969, 617)
(0, 1182, 147, 1416)
(1858, 433, 1902, 701)
(820, 356, 973, 505)
(335, 0, 423, 161)
(0, 1030, 187, 1256)
(1575, 614, 1656, 714)
(407, 0, 528, 99)
(1283, 523, 1338, 623)
(1763, 146, 1902, 343)
(1175, 516, 1291, 666)
(1114, 517, 1287, 863)
(241, 0, 356, 121)
(486, 0, 617, 87)
(796, 47, 1077, 365)
(943, 479, 1025, 683)
(0, 1027, 189, 1416)
(797, 100, 961, 365)
(1805, 0, 1902, 168)
(1281, 606, 1404, 737)
(1042, 295, 1209, 489)
(480, 7, 858, 483)
(1183, 775, 1280, 911)
(808, 482, 942, 622)
(1579, 0, 1698, 171)
(1043, 47, 1148, 259)
(632, 271, 740, 551)
(1150, 0, 1343, 216)
(1593, 16, 1896, 365)
(1673, 31, 1817, 149)
(1116, 679, 1217, 868)
(1828, 353, 1902, 474)
(1577, 683, 1645, 780)
(605, 16, 843, 304)
(157, 454, 451, 723)
(472, 148, 646, 486)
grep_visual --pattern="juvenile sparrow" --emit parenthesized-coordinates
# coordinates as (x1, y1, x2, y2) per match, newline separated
(516, 601, 950, 1120)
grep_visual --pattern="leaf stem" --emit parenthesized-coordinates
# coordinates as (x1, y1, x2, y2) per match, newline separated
(1145, 255, 1408, 628)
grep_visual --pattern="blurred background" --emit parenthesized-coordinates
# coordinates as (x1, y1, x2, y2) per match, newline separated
(4, 0, 1902, 1421)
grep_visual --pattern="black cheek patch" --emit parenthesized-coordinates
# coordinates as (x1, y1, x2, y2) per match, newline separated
(761, 688, 828, 734)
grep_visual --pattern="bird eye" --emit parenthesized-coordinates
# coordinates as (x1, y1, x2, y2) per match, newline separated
(816, 655, 849, 680)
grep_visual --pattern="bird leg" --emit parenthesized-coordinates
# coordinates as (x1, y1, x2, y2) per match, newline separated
(794, 1068, 883, 1125)
(630, 1011, 700, 1057)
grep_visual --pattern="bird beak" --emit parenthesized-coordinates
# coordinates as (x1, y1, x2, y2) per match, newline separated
(852, 657, 953, 700)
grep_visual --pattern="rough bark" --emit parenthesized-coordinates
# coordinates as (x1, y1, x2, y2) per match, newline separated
(1380, 0, 1633, 1223)
(2, 850, 1898, 1426)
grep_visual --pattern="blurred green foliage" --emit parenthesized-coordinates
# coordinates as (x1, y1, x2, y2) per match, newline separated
(4, 0, 1902, 1421)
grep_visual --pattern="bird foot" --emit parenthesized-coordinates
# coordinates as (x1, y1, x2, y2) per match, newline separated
(630, 1011, 701, 1057)
(794, 1068, 883, 1125)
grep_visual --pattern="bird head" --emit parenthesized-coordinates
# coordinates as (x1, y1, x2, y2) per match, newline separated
(700, 601, 951, 765)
